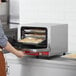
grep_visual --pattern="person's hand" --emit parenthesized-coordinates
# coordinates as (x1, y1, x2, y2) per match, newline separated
(4, 41, 26, 58)
(14, 51, 25, 58)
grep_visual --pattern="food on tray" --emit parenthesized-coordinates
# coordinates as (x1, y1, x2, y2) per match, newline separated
(19, 37, 44, 44)
(64, 54, 76, 58)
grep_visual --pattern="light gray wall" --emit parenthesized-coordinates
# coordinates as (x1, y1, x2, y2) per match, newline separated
(0, 3, 8, 15)
(9, 0, 19, 23)
(19, 0, 76, 53)
(0, 3, 9, 29)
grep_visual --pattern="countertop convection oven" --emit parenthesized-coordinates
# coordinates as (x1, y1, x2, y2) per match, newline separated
(17, 23, 68, 57)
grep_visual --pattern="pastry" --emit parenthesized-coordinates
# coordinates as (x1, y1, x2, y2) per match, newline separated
(19, 37, 43, 44)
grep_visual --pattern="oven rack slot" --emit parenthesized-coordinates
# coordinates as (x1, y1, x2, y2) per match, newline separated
(24, 30, 46, 33)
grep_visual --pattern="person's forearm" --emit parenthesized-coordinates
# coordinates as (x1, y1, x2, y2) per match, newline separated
(4, 41, 18, 54)
(4, 41, 25, 57)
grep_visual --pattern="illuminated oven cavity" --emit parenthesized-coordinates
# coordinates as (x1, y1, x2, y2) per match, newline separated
(20, 27, 47, 48)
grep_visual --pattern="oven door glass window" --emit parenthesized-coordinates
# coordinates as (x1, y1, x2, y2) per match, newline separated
(19, 27, 47, 49)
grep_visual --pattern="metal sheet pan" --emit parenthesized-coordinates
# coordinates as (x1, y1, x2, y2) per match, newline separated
(8, 37, 47, 49)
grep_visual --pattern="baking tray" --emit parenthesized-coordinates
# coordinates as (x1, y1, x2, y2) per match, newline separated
(8, 37, 47, 49)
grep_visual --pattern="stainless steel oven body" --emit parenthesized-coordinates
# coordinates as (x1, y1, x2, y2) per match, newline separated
(18, 23, 68, 56)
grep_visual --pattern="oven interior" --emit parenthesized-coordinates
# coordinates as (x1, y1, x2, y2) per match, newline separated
(19, 27, 47, 49)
